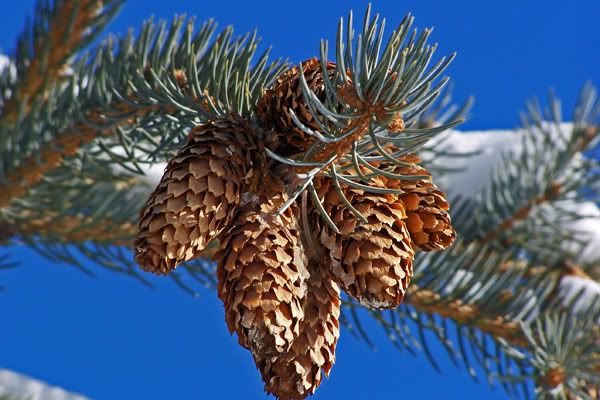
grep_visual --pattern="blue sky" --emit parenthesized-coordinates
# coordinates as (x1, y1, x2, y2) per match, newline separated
(1, 1, 599, 399)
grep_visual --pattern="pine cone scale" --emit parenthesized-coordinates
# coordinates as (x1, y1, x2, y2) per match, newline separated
(257, 58, 336, 154)
(260, 258, 341, 399)
(134, 115, 258, 275)
(132, 48, 458, 397)
(388, 155, 456, 252)
(216, 191, 309, 359)
(314, 177, 415, 310)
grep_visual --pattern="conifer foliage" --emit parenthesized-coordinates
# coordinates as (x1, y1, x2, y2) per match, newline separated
(134, 24, 456, 396)
(1, 1, 599, 399)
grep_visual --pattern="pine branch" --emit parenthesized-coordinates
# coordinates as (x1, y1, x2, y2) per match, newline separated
(458, 84, 600, 256)
(504, 314, 600, 399)
(1, 2, 598, 397)
(12, 213, 135, 244)
(414, 92, 600, 397)
(0, 0, 123, 124)
(403, 284, 527, 347)
(0, 17, 285, 211)
(0, 74, 473, 249)
(351, 240, 600, 397)
(438, 84, 600, 347)
(481, 180, 563, 243)
(0, 99, 170, 208)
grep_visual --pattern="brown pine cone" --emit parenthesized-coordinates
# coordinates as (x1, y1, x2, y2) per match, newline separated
(134, 115, 259, 275)
(216, 189, 309, 360)
(256, 58, 335, 155)
(314, 176, 414, 310)
(386, 155, 456, 251)
(259, 257, 341, 399)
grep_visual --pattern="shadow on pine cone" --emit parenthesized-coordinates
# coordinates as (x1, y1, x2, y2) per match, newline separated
(313, 175, 415, 309)
(133, 58, 455, 399)
(134, 116, 259, 274)
(256, 57, 336, 156)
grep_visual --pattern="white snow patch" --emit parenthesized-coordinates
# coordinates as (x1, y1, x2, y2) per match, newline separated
(431, 128, 523, 198)
(0, 54, 16, 81)
(0, 369, 88, 400)
(433, 124, 574, 198)
(558, 201, 600, 263)
(435, 126, 600, 262)
(0, 54, 16, 106)
(558, 275, 600, 317)
(136, 162, 168, 186)
(87, 143, 168, 187)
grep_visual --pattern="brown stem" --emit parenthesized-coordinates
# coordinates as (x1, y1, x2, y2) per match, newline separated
(2, 0, 104, 124)
(0, 100, 167, 208)
(3, 213, 221, 261)
(16, 215, 135, 245)
(300, 86, 404, 174)
(0, 68, 203, 209)
(404, 284, 528, 346)
(482, 181, 562, 243)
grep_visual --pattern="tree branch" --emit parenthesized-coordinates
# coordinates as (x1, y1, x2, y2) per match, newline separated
(481, 181, 562, 243)
(404, 284, 528, 346)
(0, 100, 166, 208)
(1, 0, 113, 124)
(13, 214, 135, 244)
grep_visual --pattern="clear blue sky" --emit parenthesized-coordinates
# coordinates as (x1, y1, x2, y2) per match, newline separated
(1, 1, 599, 399)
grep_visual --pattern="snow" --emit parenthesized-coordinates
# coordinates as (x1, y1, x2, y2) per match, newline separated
(135, 162, 167, 186)
(436, 127, 600, 315)
(431, 128, 522, 198)
(432, 123, 575, 198)
(93, 144, 168, 188)
(560, 201, 600, 263)
(0, 54, 16, 79)
(430, 126, 600, 263)
(0, 369, 88, 400)
(558, 275, 600, 317)
(0, 54, 16, 105)
(443, 269, 540, 322)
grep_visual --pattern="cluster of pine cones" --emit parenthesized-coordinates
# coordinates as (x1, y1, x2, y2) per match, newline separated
(134, 58, 455, 399)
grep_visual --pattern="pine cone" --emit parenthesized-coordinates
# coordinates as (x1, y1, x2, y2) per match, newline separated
(134, 115, 259, 275)
(257, 58, 335, 154)
(259, 257, 341, 399)
(386, 155, 456, 251)
(216, 189, 309, 360)
(314, 176, 414, 310)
